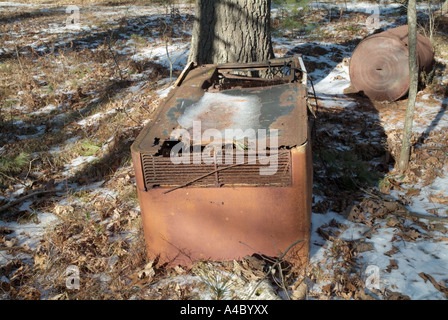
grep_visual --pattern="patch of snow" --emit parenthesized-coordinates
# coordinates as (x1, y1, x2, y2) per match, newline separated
(380, 97, 448, 133)
(0, 212, 59, 265)
(76, 108, 117, 127)
(313, 63, 351, 95)
(91, 187, 118, 199)
(62, 155, 98, 176)
(310, 208, 448, 300)
(70, 155, 97, 167)
(29, 104, 59, 115)
(176, 92, 262, 136)
(156, 85, 173, 98)
(388, 174, 448, 218)
(17, 125, 46, 140)
(128, 83, 144, 93)
(131, 43, 189, 71)
(0, 2, 37, 7)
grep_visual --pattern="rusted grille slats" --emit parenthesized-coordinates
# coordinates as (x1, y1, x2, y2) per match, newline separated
(141, 151, 291, 189)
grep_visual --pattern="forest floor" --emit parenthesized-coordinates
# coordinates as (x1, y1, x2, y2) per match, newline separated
(1, 0, 448, 300)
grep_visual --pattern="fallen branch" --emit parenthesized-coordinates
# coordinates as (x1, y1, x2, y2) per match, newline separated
(0, 172, 27, 187)
(362, 187, 448, 223)
(0, 245, 26, 252)
(120, 98, 140, 126)
(0, 189, 57, 214)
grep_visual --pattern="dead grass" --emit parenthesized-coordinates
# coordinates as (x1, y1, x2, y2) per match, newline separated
(0, 1, 179, 299)
(1, 0, 447, 301)
(9, 190, 151, 300)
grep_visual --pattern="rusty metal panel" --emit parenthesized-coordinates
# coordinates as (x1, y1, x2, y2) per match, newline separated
(131, 55, 312, 266)
(349, 25, 435, 102)
(141, 150, 292, 189)
(132, 58, 308, 156)
(133, 143, 312, 267)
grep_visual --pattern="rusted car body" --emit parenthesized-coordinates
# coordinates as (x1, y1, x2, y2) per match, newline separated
(131, 56, 313, 266)
(349, 25, 435, 102)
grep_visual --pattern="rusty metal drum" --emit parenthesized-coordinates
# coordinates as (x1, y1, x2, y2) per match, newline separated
(349, 25, 435, 102)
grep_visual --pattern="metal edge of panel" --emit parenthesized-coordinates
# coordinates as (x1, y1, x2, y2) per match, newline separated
(130, 64, 219, 155)
(131, 55, 308, 154)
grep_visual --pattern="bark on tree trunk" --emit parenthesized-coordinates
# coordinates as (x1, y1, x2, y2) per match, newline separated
(188, 0, 275, 65)
(398, 0, 418, 171)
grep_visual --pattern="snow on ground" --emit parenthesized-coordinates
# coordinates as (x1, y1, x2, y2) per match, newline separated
(313, 62, 351, 95)
(131, 42, 190, 71)
(299, 22, 448, 304)
(389, 171, 448, 218)
(0, 212, 58, 265)
(29, 104, 60, 116)
(1, 0, 448, 300)
(61, 155, 98, 176)
(271, 0, 448, 299)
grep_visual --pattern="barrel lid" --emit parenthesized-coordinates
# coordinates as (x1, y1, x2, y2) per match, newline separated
(349, 34, 411, 101)
(349, 25, 434, 102)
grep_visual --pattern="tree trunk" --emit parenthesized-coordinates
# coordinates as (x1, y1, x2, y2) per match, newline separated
(188, 0, 275, 65)
(398, 0, 418, 172)
(443, 0, 448, 14)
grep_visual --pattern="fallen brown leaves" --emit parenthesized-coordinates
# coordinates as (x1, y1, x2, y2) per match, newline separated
(386, 259, 398, 273)
(312, 217, 383, 300)
(387, 129, 448, 188)
(419, 272, 448, 298)
(0, 185, 153, 300)
(0, 260, 39, 299)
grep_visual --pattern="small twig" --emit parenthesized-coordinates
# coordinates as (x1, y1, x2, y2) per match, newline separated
(120, 98, 140, 126)
(0, 189, 58, 214)
(276, 262, 290, 300)
(106, 33, 123, 81)
(162, 8, 188, 84)
(137, 95, 154, 115)
(0, 245, 25, 251)
(15, 45, 24, 73)
(0, 172, 27, 187)
(247, 239, 304, 299)
(25, 156, 38, 180)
